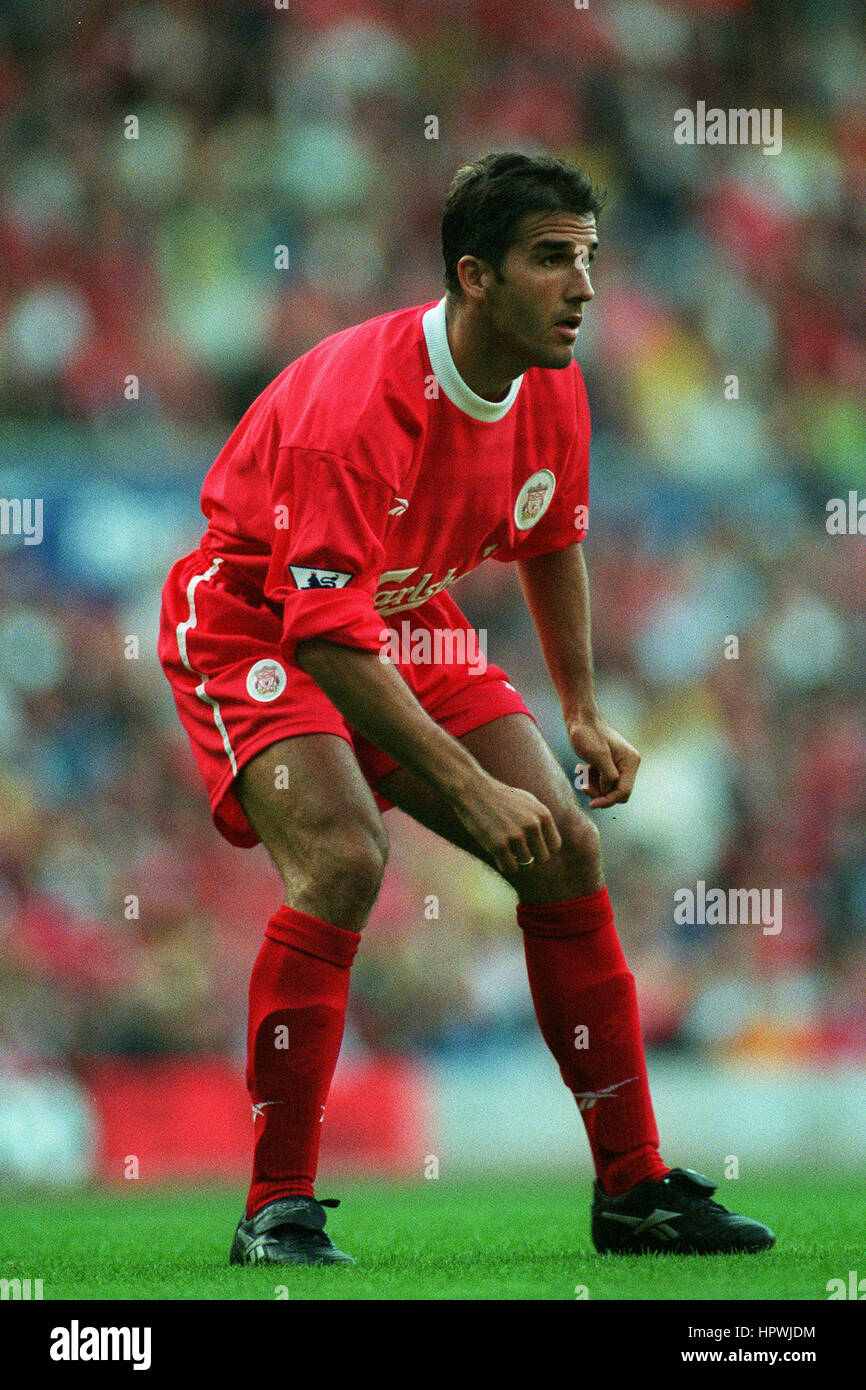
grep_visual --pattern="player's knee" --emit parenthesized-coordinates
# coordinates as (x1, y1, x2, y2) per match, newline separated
(332, 826, 389, 900)
(557, 806, 601, 875)
(304, 822, 389, 918)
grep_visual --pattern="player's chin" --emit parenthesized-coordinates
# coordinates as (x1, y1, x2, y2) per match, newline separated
(535, 342, 576, 369)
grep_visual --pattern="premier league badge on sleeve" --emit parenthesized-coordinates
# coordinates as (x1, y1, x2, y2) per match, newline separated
(288, 565, 354, 589)
(514, 469, 556, 530)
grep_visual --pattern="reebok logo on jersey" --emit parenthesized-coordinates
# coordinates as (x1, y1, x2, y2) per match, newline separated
(289, 565, 354, 590)
(388, 497, 409, 516)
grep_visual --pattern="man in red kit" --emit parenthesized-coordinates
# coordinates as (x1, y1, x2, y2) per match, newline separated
(159, 153, 775, 1264)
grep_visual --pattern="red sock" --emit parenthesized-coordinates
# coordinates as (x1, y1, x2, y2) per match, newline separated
(245, 905, 360, 1219)
(517, 887, 669, 1197)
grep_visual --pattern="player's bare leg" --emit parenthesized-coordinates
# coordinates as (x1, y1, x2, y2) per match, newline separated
(375, 712, 775, 1253)
(227, 734, 389, 1266)
(236, 733, 389, 932)
(373, 711, 601, 899)
(374, 711, 667, 1188)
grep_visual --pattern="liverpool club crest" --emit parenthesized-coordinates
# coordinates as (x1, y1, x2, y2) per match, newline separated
(514, 469, 556, 530)
(246, 659, 287, 703)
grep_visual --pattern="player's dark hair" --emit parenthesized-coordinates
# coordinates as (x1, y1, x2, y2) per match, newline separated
(441, 152, 604, 297)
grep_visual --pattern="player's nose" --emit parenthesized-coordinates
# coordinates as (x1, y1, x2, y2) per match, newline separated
(571, 261, 594, 301)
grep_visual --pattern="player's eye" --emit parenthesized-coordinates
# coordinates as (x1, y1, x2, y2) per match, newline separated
(539, 251, 596, 270)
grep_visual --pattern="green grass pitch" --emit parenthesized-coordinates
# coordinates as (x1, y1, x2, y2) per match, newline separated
(1, 1172, 858, 1301)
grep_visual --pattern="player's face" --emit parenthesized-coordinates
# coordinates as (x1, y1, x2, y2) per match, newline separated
(483, 211, 598, 370)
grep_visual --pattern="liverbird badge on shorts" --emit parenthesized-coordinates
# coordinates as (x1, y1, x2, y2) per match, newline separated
(245, 659, 288, 702)
(251, 664, 282, 696)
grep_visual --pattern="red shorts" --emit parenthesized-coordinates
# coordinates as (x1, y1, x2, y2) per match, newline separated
(158, 548, 533, 847)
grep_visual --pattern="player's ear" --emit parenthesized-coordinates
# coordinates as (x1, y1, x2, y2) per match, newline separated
(456, 255, 492, 302)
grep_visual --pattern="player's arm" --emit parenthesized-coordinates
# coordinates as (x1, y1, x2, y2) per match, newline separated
(274, 445, 560, 873)
(295, 636, 561, 876)
(516, 542, 640, 809)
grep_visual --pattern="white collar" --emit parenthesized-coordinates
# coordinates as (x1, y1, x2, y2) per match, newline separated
(422, 297, 522, 422)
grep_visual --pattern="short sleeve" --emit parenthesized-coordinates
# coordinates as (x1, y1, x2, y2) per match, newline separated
(494, 367, 591, 562)
(265, 447, 393, 659)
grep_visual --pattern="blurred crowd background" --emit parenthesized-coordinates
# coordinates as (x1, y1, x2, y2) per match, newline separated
(1, 0, 865, 1110)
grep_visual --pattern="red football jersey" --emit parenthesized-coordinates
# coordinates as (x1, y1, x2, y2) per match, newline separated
(200, 298, 590, 664)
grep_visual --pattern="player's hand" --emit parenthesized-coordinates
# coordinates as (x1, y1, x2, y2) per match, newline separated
(567, 713, 641, 810)
(453, 776, 562, 878)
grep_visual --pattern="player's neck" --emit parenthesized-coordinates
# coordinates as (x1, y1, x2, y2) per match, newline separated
(444, 296, 518, 403)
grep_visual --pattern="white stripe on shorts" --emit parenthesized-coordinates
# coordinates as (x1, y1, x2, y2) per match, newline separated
(176, 557, 238, 778)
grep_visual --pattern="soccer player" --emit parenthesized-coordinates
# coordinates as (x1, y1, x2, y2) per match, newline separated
(158, 153, 775, 1263)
